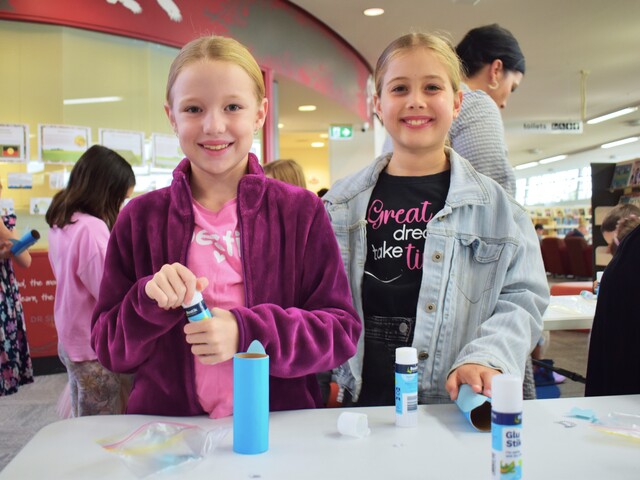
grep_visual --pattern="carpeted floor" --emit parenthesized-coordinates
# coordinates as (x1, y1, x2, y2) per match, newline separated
(0, 372, 67, 471)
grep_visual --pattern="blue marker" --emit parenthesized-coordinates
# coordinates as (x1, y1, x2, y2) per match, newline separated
(182, 291, 212, 321)
(10, 230, 40, 256)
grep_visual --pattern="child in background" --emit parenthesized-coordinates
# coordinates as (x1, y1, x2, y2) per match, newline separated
(91, 35, 360, 417)
(0, 180, 34, 396)
(323, 33, 548, 406)
(46, 145, 135, 416)
(263, 159, 307, 188)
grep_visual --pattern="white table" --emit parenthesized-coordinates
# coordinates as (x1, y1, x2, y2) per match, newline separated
(2, 395, 638, 479)
(542, 295, 596, 330)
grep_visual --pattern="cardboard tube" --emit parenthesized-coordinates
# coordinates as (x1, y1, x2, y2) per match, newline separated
(233, 340, 269, 454)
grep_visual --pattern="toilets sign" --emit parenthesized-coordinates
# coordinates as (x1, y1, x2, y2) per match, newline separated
(520, 121, 583, 134)
(329, 125, 353, 140)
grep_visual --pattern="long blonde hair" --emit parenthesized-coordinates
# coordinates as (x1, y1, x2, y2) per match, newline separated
(166, 35, 265, 105)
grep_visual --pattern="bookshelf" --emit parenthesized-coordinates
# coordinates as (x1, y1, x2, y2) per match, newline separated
(528, 205, 591, 239)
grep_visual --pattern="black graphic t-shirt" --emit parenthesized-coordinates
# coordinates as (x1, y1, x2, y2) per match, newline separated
(363, 169, 450, 317)
(357, 169, 450, 406)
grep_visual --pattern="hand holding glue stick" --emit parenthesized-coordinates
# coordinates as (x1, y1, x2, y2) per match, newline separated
(145, 263, 239, 365)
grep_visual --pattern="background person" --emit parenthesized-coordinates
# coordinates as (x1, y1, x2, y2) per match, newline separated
(263, 158, 307, 188)
(46, 145, 135, 416)
(0, 180, 34, 396)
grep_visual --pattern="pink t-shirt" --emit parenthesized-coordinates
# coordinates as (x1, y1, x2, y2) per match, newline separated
(187, 198, 244, 418)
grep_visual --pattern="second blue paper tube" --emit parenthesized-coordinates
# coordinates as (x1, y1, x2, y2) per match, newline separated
(233, 340, 269, 454)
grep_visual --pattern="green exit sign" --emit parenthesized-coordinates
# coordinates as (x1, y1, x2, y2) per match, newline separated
(329, 125, 353, 140)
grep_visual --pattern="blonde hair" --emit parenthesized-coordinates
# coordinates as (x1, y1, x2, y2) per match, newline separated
(374, 32, 462, 97)
(166, 35, 265, 105)
(263, 159, 307, 188)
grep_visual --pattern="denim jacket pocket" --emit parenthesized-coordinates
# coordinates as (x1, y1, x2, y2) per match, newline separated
(454, 237, 504, 304)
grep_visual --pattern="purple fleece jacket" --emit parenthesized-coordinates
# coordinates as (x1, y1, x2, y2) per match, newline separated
(91, 155, 361, 416)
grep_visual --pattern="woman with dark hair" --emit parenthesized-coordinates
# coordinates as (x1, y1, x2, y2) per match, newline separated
(450, 23, 525, 196)
(46, 144, 135, 416)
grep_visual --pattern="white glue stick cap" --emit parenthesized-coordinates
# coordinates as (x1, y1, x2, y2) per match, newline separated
(182, 290, 203, 309)
(491, 374, 523, 413)
(396, 347, 417, 365)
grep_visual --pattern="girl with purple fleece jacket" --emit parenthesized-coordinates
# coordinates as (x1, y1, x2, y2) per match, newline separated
(91, 35, 361, 417)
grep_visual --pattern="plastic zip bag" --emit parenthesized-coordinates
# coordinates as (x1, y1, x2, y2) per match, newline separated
(591, 412, 640, 440)
(99, 421, 230, 478)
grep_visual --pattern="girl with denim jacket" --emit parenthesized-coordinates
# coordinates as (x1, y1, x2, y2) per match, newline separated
(323, 33, 548, 406)
(91, 35, 360, 417)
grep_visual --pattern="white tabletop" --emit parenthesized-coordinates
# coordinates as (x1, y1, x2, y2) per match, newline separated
(542, 295, 597, 330)
(2, 395, 638, 479)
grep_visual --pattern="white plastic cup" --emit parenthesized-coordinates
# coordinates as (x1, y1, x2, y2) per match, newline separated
(337, 412, 370, 438)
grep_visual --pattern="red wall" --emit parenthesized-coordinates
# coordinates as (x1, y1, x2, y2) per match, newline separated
(13, 251, 58, 358)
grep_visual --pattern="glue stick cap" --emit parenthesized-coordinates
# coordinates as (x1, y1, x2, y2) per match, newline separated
(182, 290, 203, 309)
(396, 347, 417, 365)
(491, 374, 522, 413)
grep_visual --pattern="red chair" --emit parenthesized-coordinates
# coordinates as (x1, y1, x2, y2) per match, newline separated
(564, 236, 593, 278)
(540, 237, 570, 276)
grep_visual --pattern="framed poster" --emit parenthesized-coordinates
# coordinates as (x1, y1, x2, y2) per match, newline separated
(151, 133, 183, 169)
(0, 123, 29, 162)
(38, 124, 90, 163)
(99, 128, 145, 166)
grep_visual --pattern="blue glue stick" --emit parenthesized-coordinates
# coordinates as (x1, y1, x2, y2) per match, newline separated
(395, 347, 418, 427)
(181, 291, 212, 321)
(491, 374, 523, 480)
(10, 230, 40, 256)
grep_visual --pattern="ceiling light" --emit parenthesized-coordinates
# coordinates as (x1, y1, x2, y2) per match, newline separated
(63, 96, 123, 105)
(538, 154, 568, 165)
(319, 133, 328, 139)
(298, 105, 317, 112)
(600, 137, 639, 149)
(363, 8, 384, 16)
(278, 123, 284, 129)
(514, 161, 539, 170)
(311, 142, 325, 148)
(587, 107, 638, 125)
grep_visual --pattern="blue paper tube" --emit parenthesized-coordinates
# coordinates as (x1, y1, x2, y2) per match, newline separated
(10, 230, 40, 256)
(233, 340, 269, 454)
(454, 384, 492, 432)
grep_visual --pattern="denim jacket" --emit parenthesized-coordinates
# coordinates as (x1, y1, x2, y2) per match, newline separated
(323, 148, 549, 403)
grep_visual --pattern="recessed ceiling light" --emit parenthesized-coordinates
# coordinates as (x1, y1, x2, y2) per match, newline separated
(319, 133, 328, 139)
(63, 96, 123, 105)
(587, 107, 638, 125)
(600, 137, 639, 149)
(278, 123, 284, 129)
(311, 142, 325, 148)
(514, 161, 539, 170)
(538, 155, 568, 165)
(298, 105, 317, 112)
(363, 8, 384, 16)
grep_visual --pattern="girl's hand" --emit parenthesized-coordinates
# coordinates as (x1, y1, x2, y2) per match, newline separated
(183, 308, 239, 365)
(0, 239, 12, 260)
(144, 263, 209, 309)
(445, 363, 501, 400)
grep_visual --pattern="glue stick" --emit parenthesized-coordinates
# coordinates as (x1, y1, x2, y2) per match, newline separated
(181, 290, 212, 322)
(395, 347, 418, 427)
(491, 374, 523, 480)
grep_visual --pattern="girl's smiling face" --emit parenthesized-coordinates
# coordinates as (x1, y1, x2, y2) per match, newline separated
(165, 59, 267, 185)
(374, 47, 462, 157)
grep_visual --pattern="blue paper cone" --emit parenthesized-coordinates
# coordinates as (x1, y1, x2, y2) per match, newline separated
(233, 340, 269, 454)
